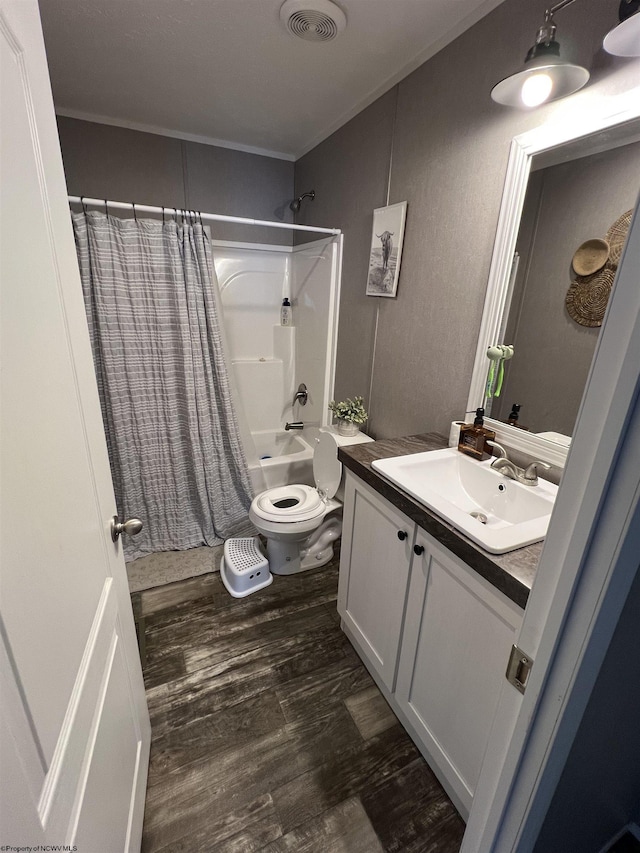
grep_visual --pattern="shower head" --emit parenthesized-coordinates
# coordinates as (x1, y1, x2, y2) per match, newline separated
(290, 190, 315, 212)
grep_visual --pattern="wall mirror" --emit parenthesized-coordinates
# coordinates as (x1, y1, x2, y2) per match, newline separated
(467, 101, 640, 467)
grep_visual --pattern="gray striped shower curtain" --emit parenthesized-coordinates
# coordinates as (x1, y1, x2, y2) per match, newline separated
(73, 211, 253, 561)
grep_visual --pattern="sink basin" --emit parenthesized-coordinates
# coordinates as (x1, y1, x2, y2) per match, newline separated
(371, 447, 558, 554)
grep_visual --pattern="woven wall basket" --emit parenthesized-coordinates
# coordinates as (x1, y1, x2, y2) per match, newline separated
(565, 263, 616, 327)
(566, 209, 632, 327)
(606, 209, 633, 265)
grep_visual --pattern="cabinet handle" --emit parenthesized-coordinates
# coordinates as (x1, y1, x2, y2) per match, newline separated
(413, 544, 425, 556)
(397, 530, 408, 541)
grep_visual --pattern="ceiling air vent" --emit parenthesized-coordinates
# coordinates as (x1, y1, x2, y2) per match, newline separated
(280, 0, 347, 42)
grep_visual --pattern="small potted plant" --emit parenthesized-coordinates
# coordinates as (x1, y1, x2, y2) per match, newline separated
(328, 396, 368, 436)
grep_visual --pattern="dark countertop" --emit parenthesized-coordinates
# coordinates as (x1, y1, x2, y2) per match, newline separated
(338, 433, 542, 609)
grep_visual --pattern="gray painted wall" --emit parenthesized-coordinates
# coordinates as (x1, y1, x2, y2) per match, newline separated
(57, 0, 639, 439)
(493, 142, 640, 436)
(532, 563, 640, 853)
(57, 116, 294, 244)
(293, 90, 397, 409)
(294, 0, 638, 439)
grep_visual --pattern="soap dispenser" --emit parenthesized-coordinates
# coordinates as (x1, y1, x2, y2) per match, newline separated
(505, 403, 528, 431)
(458, 408, 496, 461)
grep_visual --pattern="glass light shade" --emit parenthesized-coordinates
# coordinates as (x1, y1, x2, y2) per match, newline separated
(491, 58, 590, 108)
(603, 13, 640, 56)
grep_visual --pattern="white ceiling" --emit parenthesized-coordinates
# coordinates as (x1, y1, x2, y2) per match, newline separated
(39, 0, 504, 160)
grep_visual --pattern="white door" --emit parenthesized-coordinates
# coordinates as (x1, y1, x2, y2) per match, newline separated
(0, 2, 150, 851)
(462, 201, 640, 851)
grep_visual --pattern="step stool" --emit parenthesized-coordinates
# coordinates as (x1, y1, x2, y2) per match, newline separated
(219, 537, 273, 598)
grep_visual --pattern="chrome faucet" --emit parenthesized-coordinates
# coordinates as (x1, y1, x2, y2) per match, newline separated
(285, 421, 304, 431)
(486, 441, 551, 486)
(292, 383, 308, 406)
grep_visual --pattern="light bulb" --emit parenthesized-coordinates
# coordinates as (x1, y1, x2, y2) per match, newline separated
(521, 73, 553, 107)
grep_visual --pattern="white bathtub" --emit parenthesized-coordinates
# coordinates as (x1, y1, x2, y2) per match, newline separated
(249, 428, 315, 492)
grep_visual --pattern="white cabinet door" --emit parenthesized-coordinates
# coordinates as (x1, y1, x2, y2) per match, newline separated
(395, 530, 523, 818)
(0, 2, 150, 849)
(338, 475, 414, 691)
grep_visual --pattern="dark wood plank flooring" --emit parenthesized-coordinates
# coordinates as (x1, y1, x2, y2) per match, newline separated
(132, 554, 465, 852)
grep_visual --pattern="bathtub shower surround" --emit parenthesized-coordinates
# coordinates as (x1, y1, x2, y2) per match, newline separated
(74, 211, 253, 560)
(214, 236, 342, 492)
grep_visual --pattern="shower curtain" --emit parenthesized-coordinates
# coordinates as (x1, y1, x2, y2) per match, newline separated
(73, 211, 253, 561)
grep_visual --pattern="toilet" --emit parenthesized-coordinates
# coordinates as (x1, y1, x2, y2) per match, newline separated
(249, 427, 373, 575)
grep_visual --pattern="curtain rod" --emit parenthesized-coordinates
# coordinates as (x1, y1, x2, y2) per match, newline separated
(68, 196, 341, 236)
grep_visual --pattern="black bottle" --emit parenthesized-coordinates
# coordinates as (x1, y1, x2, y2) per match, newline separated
(505, 403, 528, 431)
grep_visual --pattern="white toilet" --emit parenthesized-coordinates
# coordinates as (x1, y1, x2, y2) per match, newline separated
(249, 427, 373, 575)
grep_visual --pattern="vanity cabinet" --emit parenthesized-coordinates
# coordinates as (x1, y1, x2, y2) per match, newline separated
(337, 473, 414, 691)
(338, 472, 523, 817)
(395, 526, 523, 814)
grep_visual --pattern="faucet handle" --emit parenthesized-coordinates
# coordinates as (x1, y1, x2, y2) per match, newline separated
(524, 460, 551, 481)
(486, 440, 508, 459)
(292, 383, 308, 406)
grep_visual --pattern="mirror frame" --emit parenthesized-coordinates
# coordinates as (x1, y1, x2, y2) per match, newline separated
(466, 96, 640, 468)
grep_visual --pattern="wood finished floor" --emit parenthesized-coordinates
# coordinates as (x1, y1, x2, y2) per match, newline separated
(132, 554, 465, 853)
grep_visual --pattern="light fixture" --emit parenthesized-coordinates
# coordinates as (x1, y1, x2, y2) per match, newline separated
(491, 0, 590, 108)
(603, 0, 640, 56)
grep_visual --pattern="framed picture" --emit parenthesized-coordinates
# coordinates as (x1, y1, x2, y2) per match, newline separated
(366, 201, 407, 297)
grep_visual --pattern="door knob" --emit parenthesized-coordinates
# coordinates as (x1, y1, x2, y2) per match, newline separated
(413, 544, 425, 556)
(397, 530, 408, 541)
(110, 515, 143, 542)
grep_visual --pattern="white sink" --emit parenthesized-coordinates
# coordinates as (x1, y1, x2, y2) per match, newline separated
(371, 447, 558, 554)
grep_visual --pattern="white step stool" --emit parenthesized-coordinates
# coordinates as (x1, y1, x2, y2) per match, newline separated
(220, 537, 273, 598)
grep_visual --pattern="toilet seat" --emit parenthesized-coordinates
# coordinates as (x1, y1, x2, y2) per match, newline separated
(247, 427, 373, 575)
(251, 484, 325, 524)
(250, 431, 347, 526)
(250, 429, 372, 533)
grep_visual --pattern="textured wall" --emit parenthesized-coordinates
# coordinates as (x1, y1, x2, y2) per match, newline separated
(294, 0, 640, 439)
(57, 0, 640, 438)
(294, 90, 397, 407)
(57, 116, 294, 244)
(493, 142, 640, 436)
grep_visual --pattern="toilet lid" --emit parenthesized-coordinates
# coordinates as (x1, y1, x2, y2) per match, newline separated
(251, 484, 325, 523)
(313, 431, 342, 499)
